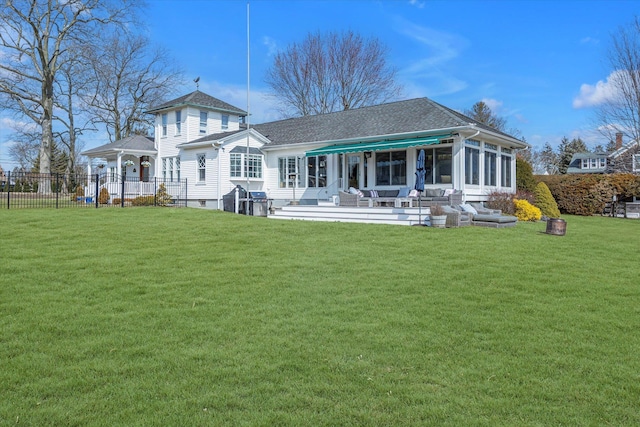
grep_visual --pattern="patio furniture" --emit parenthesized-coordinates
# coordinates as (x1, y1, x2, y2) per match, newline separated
(470, 202, 502, 215)
(455, 203, 517, 228)
(338, 191, 370, 207)
(440, 205, 471, 227)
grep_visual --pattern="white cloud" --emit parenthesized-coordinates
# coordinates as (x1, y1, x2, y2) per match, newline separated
(408, 0, 425, 8)
(393, 17, 468, 97)
(580, 36, 599, 45)
(262, 36, 278, 57)
(481, 98, 503, 113)
(573, 71, 621, 108)
(198, 80, 280, 124)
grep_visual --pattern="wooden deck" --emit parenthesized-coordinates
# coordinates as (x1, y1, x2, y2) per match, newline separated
(269, 204, 432, 226)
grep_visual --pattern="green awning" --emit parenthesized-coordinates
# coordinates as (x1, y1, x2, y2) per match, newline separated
(304, 134, 452, 157)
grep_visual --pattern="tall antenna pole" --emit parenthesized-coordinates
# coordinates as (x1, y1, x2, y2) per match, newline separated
(245, 0, 251, 215)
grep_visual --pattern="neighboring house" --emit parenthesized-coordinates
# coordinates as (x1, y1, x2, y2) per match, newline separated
(566, 152, 608, 174)
(567, 133, 640, 175)
(82, 90, 527, 208)
(608, 136, 640, 174)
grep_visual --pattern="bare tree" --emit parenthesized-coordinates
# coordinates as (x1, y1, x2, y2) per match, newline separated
(7, 127, 40, 170)
(595, 16, 640, 144)
(0, 0, 137, 192)
(265, 30, 402, 117)
(81, 33, 184, 142)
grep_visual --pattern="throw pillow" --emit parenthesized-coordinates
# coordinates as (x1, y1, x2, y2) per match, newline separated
(349, 187, 358, 195)
(460, 204, 478, 215)
(398, 187, 410, 197)
(443, 188, 454, 197)
(408, 189, 419, 198)
(425, 189, 440, 197)
(370, 190, 379, 198)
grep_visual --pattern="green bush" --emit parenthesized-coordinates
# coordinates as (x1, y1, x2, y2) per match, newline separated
(516, 156, 537, 191)
(533, 182, 560, 218)
(538, 173, 640, 215)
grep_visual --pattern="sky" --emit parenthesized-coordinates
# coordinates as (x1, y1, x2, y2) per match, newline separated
(1, 0, 639, 169)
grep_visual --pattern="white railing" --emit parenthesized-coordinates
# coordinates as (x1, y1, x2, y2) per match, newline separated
(316, 178, 343, 201)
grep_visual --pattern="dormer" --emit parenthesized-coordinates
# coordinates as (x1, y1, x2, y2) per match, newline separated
(567, 153, 608, 174)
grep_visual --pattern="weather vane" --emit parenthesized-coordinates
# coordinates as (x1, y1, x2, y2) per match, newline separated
(194, 76, 200, 90)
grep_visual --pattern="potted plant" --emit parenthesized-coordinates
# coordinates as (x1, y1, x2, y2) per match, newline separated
(429, 204, 447, 228)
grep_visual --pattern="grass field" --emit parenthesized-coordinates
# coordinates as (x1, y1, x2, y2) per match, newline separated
(1, 209, 639, 426)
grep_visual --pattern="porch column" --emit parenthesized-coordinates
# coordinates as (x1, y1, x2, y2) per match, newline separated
(117, 152, 123, 178)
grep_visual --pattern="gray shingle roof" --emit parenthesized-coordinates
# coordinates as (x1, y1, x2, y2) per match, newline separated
(146, 90, 247, 115)
(82, 135, 155, 156)
(253, 97, 522, 146)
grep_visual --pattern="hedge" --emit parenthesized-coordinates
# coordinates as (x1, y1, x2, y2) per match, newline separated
(537, 173, 640, 216)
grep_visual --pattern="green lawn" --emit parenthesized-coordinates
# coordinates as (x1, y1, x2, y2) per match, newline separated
(1, 209, 639, 426)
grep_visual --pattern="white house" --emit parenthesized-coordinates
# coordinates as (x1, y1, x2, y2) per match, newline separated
(83, 90, 527, 208)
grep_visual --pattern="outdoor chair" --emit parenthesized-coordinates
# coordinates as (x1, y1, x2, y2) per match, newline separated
(441, 205, 472, 227)
(338, 191, 369, 207)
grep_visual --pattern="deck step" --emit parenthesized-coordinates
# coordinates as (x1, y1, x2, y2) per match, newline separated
(269, 205, 431, 226)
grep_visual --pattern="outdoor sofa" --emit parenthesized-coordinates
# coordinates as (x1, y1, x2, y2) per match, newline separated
(339, 188, 463, 208)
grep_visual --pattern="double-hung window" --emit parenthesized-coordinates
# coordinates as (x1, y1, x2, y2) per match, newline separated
(161, 113, 168, 137)
(221, 114, 229, 130)
(230, 153, 242, 178)
(634, 154, 640, 172)
(175, 110, 182, 135)
(278, 156, 305, 188)
(484, 143, 497, 186)
(197, 154, 206, 182)
(501, 149, 512, 187)
(199, 111, 207, 134)
(465, 139, 480, 185)
(229, 148, 263, 179)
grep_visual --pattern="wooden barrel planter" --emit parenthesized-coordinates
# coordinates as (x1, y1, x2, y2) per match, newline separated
(546, 218, 566, 236)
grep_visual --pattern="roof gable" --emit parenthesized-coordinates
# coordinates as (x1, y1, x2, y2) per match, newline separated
(146, 90, 247, 115)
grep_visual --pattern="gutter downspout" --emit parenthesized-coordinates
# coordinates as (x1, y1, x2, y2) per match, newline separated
(213, 143, 222, 210)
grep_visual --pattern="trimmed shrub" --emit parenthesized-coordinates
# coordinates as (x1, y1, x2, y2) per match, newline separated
(516, 156, 537, 191)
(98, 188, 110, 204)
(132, 195, 155, 206)
(534, 182, 560, 218)
(538, 173, 640, 215)
(514, 199, 542, 222)
(155, 183, 173, 207)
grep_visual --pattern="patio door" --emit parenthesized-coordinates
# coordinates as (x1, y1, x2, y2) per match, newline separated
(347, 154, 362, 189)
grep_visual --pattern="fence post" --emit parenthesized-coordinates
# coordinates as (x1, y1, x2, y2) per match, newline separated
(154, 177, 157, 206)
(121, 175, 125, 207)
(5, 171, 9, 209)
(95, 174, 99, 208)
(55, 173, 59, 209)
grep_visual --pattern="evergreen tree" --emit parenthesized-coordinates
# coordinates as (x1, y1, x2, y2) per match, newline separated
(557, 137, 588, 174)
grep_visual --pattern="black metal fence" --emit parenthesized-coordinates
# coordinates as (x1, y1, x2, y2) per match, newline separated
(0, 172, 187, 209)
